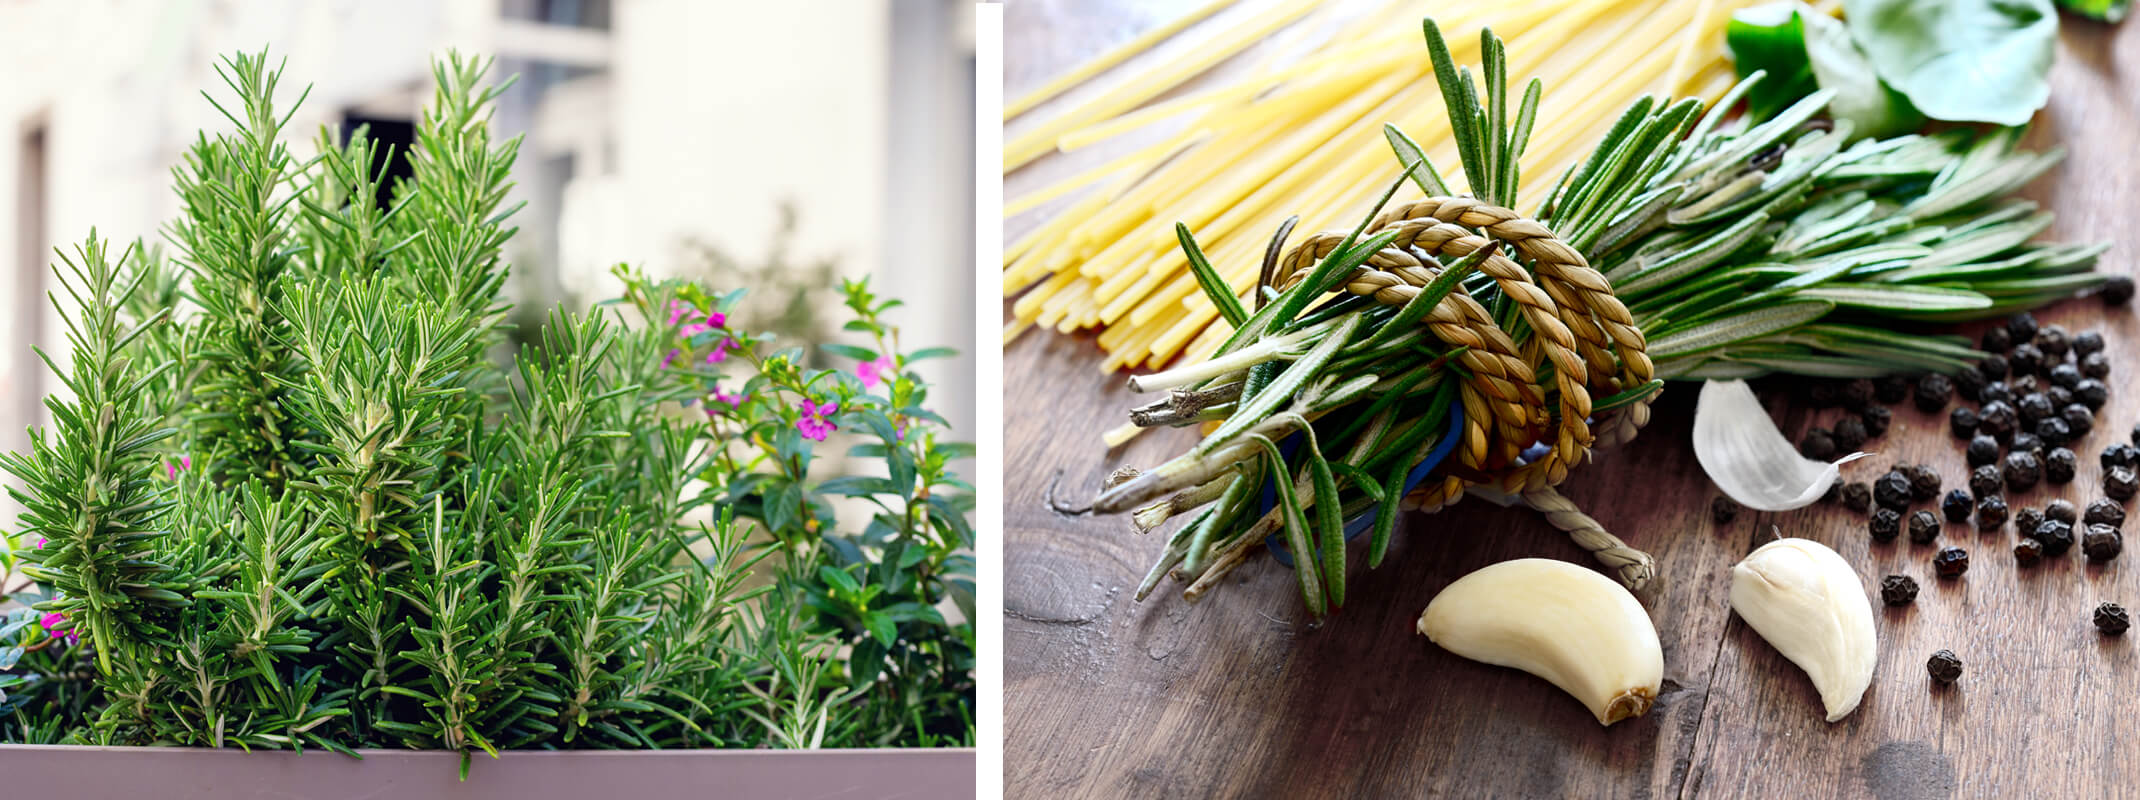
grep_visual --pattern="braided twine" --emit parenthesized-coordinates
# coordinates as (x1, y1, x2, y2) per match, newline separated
(1277, 197, 1660, 588)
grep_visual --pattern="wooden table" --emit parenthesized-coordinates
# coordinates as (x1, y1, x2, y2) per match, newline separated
(1003, 3, 2140, 797)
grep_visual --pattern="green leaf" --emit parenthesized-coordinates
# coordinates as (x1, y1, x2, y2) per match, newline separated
(818, 565, 862, 598)
(2055, 0, 2129, 21)
(1649, 300, 1835, 357)
(1725, 2, 1820, 120)
(1844, 0, 2056, 126)
(1794, 283, 1993, 311)
(864, 612, 897, 646)
(1802, 9, 1924, 138)
(1178, 224, 1248, 328)
(905, 346, 958, 362)
(821, 343, 878, 362)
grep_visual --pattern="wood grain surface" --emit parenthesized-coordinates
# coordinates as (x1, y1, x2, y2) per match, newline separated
(1002, 3, 2140, 798)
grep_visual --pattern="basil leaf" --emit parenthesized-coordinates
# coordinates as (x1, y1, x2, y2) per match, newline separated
(1844, 0, 2057, 126)
(1802, 10, 1924, 138)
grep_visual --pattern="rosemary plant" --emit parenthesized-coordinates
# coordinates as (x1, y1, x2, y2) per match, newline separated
(1, 49, 973, 757)
(1098, 21, 2104, 617)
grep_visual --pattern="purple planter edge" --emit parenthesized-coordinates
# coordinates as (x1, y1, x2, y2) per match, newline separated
(0, 743, 975, 799)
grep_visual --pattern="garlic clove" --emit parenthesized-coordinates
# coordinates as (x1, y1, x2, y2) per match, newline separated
(1418, 558, 1664, 726)
(1729, 537, 1877, 722)
(1694, 379, 1869, 511)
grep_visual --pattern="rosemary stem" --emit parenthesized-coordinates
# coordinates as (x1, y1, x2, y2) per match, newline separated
(1126, 322, 1324, 393)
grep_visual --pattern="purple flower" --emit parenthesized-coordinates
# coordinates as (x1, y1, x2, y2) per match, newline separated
(36, 536, 46, 548)
(796, 397, 839, 441)
(665, 300, 691, 326)
(661, 348, 680, 369)
(680, 321, 712, 338)
(857, 355, 896, 390)
(706, 337, 734, 364)
(165, 455, 191, 480)
(704, 385, 746, 417)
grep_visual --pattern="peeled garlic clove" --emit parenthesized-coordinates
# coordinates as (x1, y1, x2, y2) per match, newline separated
(1694, 379, 1869, 511)
(1730, 538, 1877, 722)
(1418, 558, 1664, 726)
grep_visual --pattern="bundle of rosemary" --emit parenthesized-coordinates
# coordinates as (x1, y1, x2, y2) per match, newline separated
(1095, 21, 2105, 618)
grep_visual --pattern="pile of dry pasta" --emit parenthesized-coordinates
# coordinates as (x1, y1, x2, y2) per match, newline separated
(1004, 0, 1820, 372)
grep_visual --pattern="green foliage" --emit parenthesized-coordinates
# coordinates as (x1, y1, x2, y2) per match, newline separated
(1, 49, 972, 755)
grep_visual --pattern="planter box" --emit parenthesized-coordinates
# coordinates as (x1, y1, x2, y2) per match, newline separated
(0, 744, 974, 799)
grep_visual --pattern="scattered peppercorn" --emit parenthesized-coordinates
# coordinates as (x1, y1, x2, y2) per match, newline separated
(2003, 450, 2043, 491)
(2016, 506, 2046, 537)
(2018, 392, 2055, 425)
(1841, 481, 1874, 513)
(2109, 467, 2140, 503)
(1861, 405, 1892, 438)
(2050, 362, 2083, 389)
(1840, 378, 1876, 410)
(1800, 428, 1838, 461)
(1954, 367, 1987, 401)
(2095, 603, 2131, 635)
(1881, 575, 1919, 606)
(1905, 465, 1940, 501)
(1976, 355, 2009, 382)
(1977, 380, 2014, 406)
(2075, 379, 2108, 411)
(2036, 325, 2071, 358)
(1933, 546, 1968, 577)
(2047, 499, 2079, 525)
(2045, 383, 2071, 407)
(2105, 444, 2140, 471)
(1977, 400, 2017, 441)
(2101, 275, 2135, 305)
(1927, 650, 1963, 685)
(2073, 329, 2105, 356)
(2037, 520, 2076, 555)
(2047, 447, 2079, 484)
(2061, 404, 2094, 437)
(2009, 342, 2045, 376)
(2015, 537, 2045, 564)
(2085, 498, 2127, 529)
(2008, 312, 2040, 342)
(1915, 373, 1954, 412)
(2012, 432, 2045, 457)
(1910, 511, 1942, 545)
(1976, 494, 2009, 528)
(1942, 489, 1974, 522)
(2084, 525, 2123, 562)
(1711, 495, 1740, 524)
(1876, 471, 1914, 510)
(1871, 508, 1904, 542)
(1971, 465, 2006, 498)
(2081, 351, 2111, 380)
(1981, 326, 2013, 353)
(1832, 416, 1870, 451)
(2036, 416, 2072, 448)
(1966, 434, 2001, 467)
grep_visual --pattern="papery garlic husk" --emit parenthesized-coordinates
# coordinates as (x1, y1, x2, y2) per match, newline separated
(1418, 559, 1664, 726)
(1694, 379, 1869, 511)
(1730, 537, 1877, 722)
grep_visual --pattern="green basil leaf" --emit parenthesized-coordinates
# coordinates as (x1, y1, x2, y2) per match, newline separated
(1844, 0, 2056, 126)
(1802, 10, 1923, 138)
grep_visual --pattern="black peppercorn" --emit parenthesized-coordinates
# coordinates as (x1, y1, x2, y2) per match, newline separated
(1908, 464, 1942, 501)
(2103, 444, 2140, 471)
(2084, 525, 2123, 561)
(2036, 416, 2072, 447)
(2047, 447, 2079, 484)
(2015, 537, 2044, 565)
(2109, 467, 2140, 503)
(2081, 351, 2111, 380)
(2061, 404, 2094, 437)
(1860, 405, 1892, 438)
(2047, 498, 2079, 525)
(1977, 380, 2014, 406)
(2012, 432, 2045, 457)
(2013, 373, 2042, 396)
(1942, 489, 1974, 522)
(2085, 497, 2127, 528)
(1875, 471, 1914, 510)
(1871, 508, 1903, 542)
(2008, 312, 2039, 340)
(1880, 575, 1919, 606)
(2003, 450, 2042, 491)
(2073, 329, 2105, 357)
(1821, 481, 1842, 505)
(1800, 428, 1838, 461)
(1832, 416, 1870, 451)
(1711, 495, 1739, 524)
(1841, 378, 1876, 410)
(1953, 367, 1987, 402)
(2017, 392, 2055, 425)
(2075, 379, 2108, 411)
(1875, 375, 1911, 404)
(1933, 546, 1968, 577)
(1966, 434, 2001, 467)
(2036, 325, 2071, 358)
(1841, 481, 1873, 513)
(1971, 464, 2006, 498)
(2049, 362, 2083, 389)
(2101, 275, 2135, 305)
(2095, 603, 2131, 635)
(1981, 326, 2013, 353)
(1807, 381, 1841, 408)
(2037, 520, 2076, 555)
(2009, 342, 2045, 376)
(1915, 373, 1953, 412)
(1976, 494, 2009, 527)
(1909, 510, 1942, 544)
(1977, 400, 2017, 441)
(2045, 382, 2071, 407)
(1977, 354, 2010, 381)
(1927, 650, 1963, 685)
(2016, 506, 2046, 536)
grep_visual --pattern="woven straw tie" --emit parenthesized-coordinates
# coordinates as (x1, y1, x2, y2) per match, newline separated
(1278, 197, 1659, 588)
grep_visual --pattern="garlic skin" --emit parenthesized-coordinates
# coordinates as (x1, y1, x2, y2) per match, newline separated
(1729, 538, 1877, 722)
(1418, 558, 1664, 726)
(1694, 379, 1869, 511)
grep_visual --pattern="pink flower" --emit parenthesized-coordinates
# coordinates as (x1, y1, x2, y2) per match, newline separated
(165, 455, 191, 479)
(706, 338, 733, 364)
(661, 349, 680, 369)
(706, 311, 727, 328)
(680, 321, 712, 338)
(796, 398, 839, 441)
(857, 355, 896, 390)
(40, 612, 66, 631)
(666, 300, 691, 326)
(36, 536, 46, 548)
(704, 385, 746, 418)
